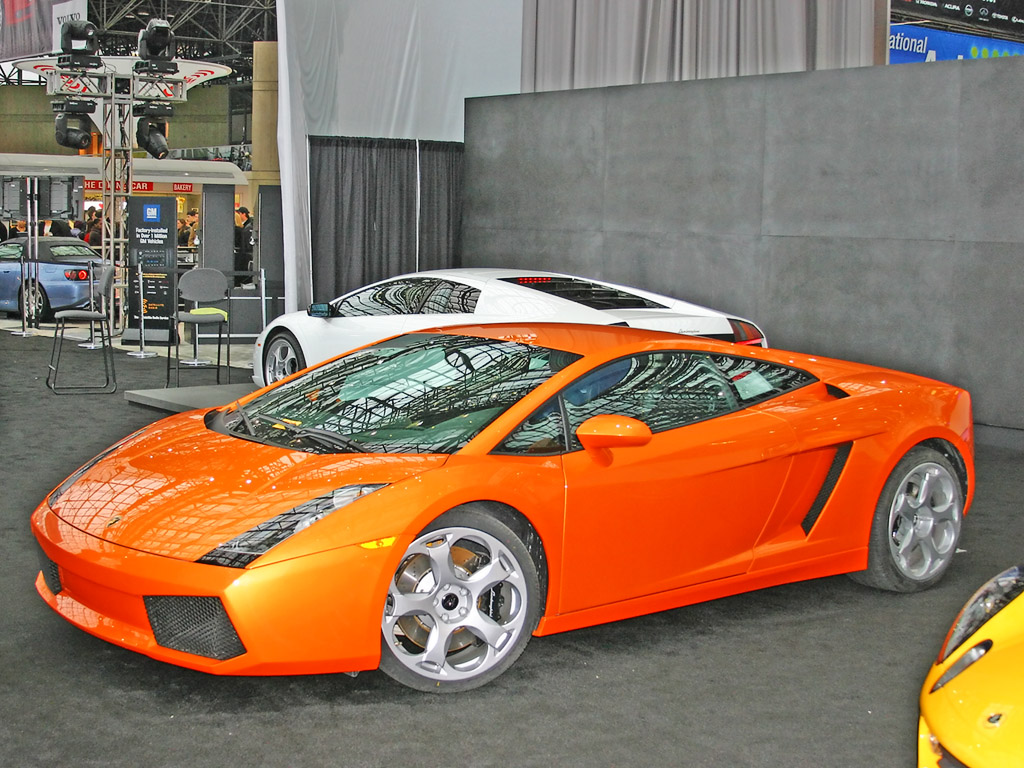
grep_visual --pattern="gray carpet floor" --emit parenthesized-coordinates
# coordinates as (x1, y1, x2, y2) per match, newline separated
(2, 323, 1021, 767)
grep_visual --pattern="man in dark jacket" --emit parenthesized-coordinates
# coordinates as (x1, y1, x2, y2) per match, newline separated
(234, 207, 254, 284)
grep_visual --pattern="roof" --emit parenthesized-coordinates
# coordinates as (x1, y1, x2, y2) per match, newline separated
(0, 153, 248, 186)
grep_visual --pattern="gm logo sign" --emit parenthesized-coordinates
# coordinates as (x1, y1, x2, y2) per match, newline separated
(143, 204, 161, 222)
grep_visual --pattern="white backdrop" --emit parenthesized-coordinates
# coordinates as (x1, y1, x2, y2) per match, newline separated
(277, 0, 523, 310)
(277, 0, 877, 310)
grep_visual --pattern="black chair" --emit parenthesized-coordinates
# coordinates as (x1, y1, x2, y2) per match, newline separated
(46, 264, 117, 394)
(167, 267, 230, 386)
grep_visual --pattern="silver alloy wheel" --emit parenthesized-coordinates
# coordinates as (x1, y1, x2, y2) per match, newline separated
(263, 332, 305, 383)
(382, 524, 531, 687)
(886, 461, 961, 581)
(20, 282, 48, 320)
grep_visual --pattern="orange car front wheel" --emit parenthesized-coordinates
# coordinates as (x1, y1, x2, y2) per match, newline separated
(379, 507, 542, 693)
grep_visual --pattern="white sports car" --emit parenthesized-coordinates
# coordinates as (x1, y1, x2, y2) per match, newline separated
(252, 268, 767, 387)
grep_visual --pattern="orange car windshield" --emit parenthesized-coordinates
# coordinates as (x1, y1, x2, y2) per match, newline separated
(225, 333, 579, 454)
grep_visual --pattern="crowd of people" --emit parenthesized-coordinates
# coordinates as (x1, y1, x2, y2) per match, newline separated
(1, 207, 106, 245)
(3, 205, 254, 278)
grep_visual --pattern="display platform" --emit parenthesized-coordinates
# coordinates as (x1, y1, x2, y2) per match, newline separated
(0, 316, 258, 414)
(125, 382, 256, 413)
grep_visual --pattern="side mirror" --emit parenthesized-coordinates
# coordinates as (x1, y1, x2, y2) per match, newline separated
(576, 414, 652, 452)
(307, 302, 334, 318)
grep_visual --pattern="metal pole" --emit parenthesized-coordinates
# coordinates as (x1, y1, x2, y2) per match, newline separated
(78, 259, 103, 349)
(259, 268, 267, 328)
(12, 177, 36, 337)
(28, 177, 38, 327)
(126, 262, 157, 358)
(10, 241, 32, 337)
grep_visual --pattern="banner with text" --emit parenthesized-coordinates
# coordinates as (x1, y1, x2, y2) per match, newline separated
(0, 1, 87, 64)
(890, 23, 1024, 63)
(125, 195, 177, 345)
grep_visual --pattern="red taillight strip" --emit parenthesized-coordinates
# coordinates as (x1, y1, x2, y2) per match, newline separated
(728, 318, 766, 346)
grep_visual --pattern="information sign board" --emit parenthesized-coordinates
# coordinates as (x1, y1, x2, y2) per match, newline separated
(124, 196, 177, 345)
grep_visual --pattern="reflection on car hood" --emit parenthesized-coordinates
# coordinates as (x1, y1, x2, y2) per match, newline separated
(47, 410, 447, 561)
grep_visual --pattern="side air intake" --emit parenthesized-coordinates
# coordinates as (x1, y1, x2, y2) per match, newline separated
(801, 443, 853, 535)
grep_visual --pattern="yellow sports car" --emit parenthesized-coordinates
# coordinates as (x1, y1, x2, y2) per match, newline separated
(918, 564, 1024, 767)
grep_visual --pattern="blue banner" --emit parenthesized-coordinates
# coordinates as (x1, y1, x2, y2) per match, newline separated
(890, 23, 1024, 64)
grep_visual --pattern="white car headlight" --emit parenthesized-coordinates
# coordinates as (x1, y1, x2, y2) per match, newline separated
(197, 483, 388, 568)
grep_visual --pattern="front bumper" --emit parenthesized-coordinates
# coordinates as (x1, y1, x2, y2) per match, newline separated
(918, 714, 970, 768)
(31, 503, 389, 675)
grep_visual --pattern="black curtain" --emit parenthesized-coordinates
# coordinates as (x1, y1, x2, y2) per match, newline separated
(308, 136, 463, 302)
(418, 139, 464, 272)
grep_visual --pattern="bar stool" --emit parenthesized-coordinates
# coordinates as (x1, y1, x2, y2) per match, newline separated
(167, 267, 230, 386)
(47, 264, 117, 394)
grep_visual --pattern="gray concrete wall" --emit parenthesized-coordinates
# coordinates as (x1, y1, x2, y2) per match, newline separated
(462, 56, 1024, 440)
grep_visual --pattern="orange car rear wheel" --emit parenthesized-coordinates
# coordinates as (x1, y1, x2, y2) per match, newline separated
(379, 507, 541, 693)
(851, 446, 963, 592)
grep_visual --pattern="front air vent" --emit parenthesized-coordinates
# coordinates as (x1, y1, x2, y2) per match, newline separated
(144, 595, 246, 660)
(37, 548, 63, 596)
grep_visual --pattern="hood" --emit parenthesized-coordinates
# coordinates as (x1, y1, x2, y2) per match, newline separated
(926, 632, 1024, 766)
(48, 411, 447, 561)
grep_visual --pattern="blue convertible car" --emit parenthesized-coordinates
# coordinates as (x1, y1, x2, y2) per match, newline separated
(0, 237, 103, 320)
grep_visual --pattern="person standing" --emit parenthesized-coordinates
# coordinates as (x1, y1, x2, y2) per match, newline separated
(49, 220, 73, 237)
(85, 219, 103, 247)
(234, 207, 254, 281)
(185, 208, 199, 247)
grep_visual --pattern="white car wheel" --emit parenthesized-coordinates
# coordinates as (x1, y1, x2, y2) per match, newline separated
(263, 331, 306, 384)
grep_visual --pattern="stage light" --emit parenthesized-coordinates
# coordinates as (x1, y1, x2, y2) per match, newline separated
(58, 20, 101, 69)
(136, 117, 170, 159)
(136, 19, 178, 74)
(53, 99, 96, 150)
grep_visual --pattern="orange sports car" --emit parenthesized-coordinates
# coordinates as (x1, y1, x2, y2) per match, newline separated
(31, 323, 975, 692)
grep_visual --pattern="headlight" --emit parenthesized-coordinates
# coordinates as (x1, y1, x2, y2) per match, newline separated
(197, 483, 388, 568)
(931, 639, 993, 693)
(940, 564, 1024, 662)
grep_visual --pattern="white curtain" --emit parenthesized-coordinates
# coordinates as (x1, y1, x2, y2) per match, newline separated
(521, 0, 878, 93)
(279, 0, 878, 310)
(277, 0, 522, 310)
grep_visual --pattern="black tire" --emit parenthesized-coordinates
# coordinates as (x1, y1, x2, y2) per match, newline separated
(379, 507, 542, 693)
(849, 446, 963, 592)
(262, 330, 306, 384)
